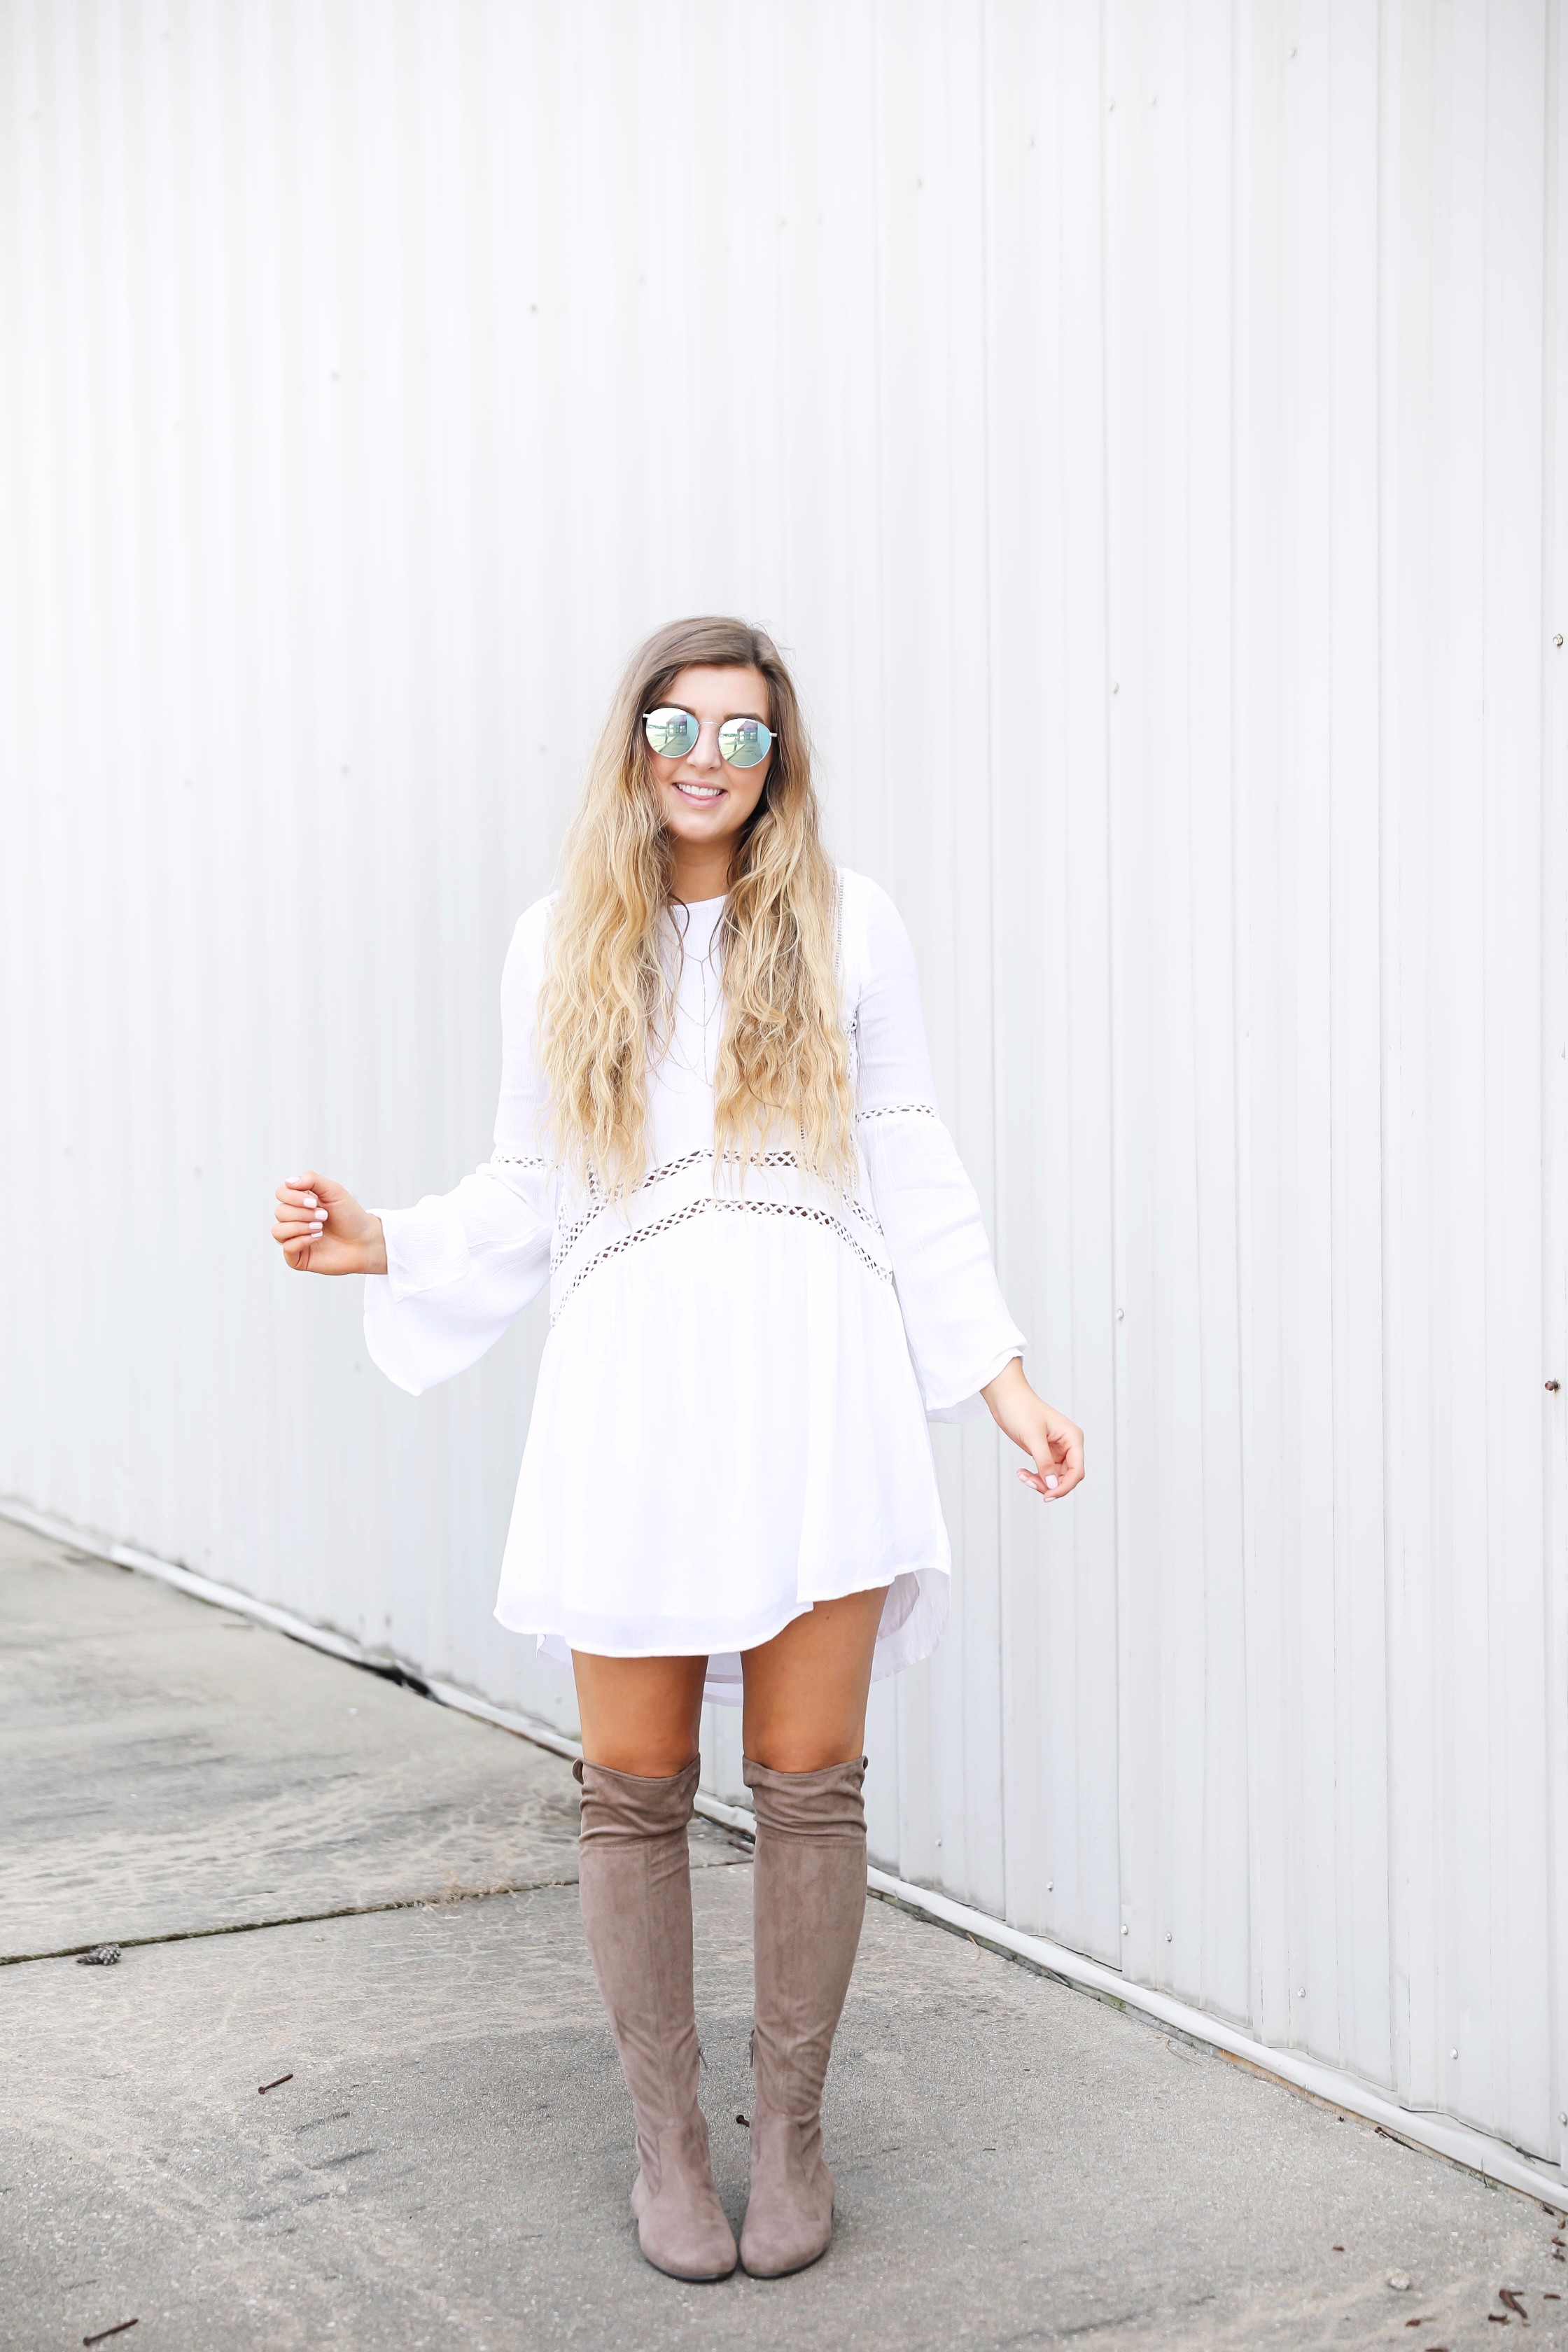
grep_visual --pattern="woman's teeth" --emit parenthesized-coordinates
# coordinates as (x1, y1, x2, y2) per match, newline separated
(675, 782, 724, 802)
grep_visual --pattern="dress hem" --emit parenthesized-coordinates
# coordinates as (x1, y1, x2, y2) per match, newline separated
(492, 1559, 949, 1662)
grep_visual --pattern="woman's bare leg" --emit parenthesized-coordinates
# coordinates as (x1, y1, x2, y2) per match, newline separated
(739, 1587, 890, 1770)
(571, 1652, 709, 1775)
(572, 1587, 888, 1775)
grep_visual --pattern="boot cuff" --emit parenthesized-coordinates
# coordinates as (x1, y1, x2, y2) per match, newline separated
(575, 1753, 701, 1838)
(741, 1754, 867, 1837)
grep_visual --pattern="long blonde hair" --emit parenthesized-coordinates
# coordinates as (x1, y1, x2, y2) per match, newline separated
(540, 617, 855, 1195)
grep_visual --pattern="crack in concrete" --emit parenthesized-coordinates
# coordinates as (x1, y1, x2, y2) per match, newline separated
(1, 1852, 752, 1969)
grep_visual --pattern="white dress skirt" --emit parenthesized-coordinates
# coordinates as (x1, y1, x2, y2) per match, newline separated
(363, 867, 1026, 1706)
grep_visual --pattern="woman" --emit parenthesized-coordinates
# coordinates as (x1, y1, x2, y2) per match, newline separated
(271, 615, 1084, 2283)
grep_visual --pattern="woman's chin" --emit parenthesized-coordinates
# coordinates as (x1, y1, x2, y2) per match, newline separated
(663, 802, 738, 845)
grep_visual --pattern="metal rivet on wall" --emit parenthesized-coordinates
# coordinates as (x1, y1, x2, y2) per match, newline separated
(1555, 634, 1564, 647)
(1450, 2047, 1459, 2059)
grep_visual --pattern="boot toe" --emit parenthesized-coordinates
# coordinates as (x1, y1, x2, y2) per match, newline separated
(637, 2190, 738, 2281)
(739, 2132, 835, 2277)
(632, 2137, 738, 2281)
(738, 2201, 832, 2278)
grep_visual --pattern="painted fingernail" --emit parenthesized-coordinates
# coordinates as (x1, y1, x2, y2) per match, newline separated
(302, 1193, 318, 1207)
(1046, 1475, 1059, 1489)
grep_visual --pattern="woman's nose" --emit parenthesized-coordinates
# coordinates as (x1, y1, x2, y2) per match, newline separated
(686, 722, 724, 771)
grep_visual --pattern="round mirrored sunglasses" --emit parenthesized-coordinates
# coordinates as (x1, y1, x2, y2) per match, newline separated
(643, 706, 775, 771)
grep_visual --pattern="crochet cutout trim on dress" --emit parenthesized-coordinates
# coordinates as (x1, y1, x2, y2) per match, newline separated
(551, 1142, 883, 1272)
(856, 1100, 939, 1125)
(550, 1191, 894, 1327)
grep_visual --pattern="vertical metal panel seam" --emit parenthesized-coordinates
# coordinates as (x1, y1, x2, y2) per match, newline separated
(1224, 0, 1256, 2040)
(976, 0, 1008, 1928)
(1536, 0, 1568, 2174)
(865, 0, 902, 1864)
(1098, 0, 1128, 1963)
(1375, 0, 1406, 2111)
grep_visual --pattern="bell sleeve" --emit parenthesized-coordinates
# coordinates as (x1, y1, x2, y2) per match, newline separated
(852, 878, 1026, 1422)
(363, 900, 557, 1398)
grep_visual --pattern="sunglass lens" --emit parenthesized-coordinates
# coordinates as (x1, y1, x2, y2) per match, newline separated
(718, 718, 772, 769)
(644, 708, 700, 758)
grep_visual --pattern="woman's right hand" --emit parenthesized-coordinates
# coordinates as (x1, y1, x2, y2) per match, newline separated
(272, 1170, 388, 1277)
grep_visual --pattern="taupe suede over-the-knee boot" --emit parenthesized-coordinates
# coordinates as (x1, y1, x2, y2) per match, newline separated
(574, 1756, 738, 2281)
(739, 1754, 867, 2277)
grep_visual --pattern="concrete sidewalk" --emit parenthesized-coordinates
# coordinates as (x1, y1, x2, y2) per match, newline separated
(3, 1520, 1564, 2351)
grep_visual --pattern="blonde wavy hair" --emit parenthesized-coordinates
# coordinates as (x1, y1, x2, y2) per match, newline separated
(540, 617, 855, 1196)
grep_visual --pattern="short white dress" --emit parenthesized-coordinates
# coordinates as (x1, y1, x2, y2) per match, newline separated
(364, 867, 1025, 1704)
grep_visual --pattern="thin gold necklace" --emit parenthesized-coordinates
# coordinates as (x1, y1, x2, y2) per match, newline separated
(666, 904, 720, 1082)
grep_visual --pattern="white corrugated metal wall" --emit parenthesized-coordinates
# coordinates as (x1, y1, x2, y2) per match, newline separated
(1, 0, 1562, 2185)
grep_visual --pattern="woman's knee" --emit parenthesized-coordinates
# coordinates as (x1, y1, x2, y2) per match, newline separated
(743, 1725, 866, 1774)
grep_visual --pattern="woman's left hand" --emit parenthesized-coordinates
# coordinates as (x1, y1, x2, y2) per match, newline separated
(980, 1357, 1084, 1501)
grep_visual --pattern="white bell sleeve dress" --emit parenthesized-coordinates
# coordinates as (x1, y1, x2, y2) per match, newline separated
(363, 867, 1025, 1705)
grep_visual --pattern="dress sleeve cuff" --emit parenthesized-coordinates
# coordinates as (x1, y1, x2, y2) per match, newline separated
(363, 1273, 428, 1396)
(372, 1196, 472, 1304)
(922, 1343, 1025, 1423)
